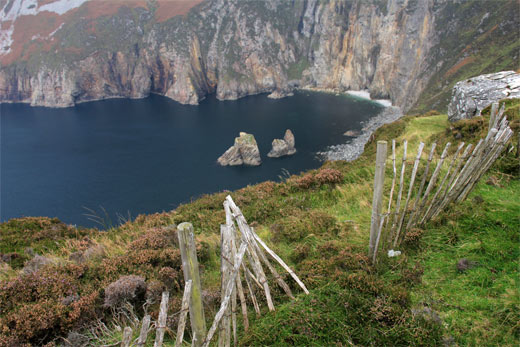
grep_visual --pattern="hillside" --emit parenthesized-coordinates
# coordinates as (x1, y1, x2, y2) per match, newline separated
(1, 99, 518, 346)
(1, 0, 518, 111)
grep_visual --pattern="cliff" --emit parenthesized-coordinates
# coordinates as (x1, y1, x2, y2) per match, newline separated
(0, 0, 518, 111)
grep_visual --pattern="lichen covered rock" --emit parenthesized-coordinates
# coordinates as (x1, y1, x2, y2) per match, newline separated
(218, 132, 262, 166)
(447, 71, 520, 122)
(268, 129, 296, 158)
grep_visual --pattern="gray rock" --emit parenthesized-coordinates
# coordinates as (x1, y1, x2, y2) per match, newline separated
(411, 306, 442, 325)
(69, 244, 106, 264)
(218, 132, 262, 166)
(22, 255, 53, 274)
(343, 130, 361, 137)
(267, 129, 297, 158)
(456, 258, 478, 273)
(447, 71, 520, 122)
(267, 89, 294, 99)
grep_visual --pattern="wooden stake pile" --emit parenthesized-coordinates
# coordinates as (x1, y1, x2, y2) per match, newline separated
(369, 102, 514, 262)
(121, 196, 308, 346)
(204, 195, 309, 347)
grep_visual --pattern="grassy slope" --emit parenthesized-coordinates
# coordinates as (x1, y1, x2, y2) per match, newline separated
(0, 102, 518, 346)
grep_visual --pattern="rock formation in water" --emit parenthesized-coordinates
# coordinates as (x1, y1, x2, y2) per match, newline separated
(268, 129, 296, 158)
(0, 0, 518, 112)
(447, 71, 520, 122)
(218, 132, 261, 166)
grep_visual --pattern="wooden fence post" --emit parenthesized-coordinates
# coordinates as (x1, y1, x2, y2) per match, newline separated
(369, 141, 387, 261)
(154, 291, 169, 347)
(122, 326, 133, 347)
(137, 315, 151, 346)
(489, 102, 498, 130)
(177, 222, 207, 347)
(175, 280, 193, 347)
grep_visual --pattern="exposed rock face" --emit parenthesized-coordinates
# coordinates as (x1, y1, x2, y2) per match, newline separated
(447, 71, 520, 122)
(0, 1, 518, 111)
(218, 132, 261, 166)
(268, 129, 296, 158)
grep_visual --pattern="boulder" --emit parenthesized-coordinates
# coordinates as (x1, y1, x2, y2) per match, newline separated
(268, 129, 297, 158)
(447, 71, 520, 122)
(343, 130, 361, 137)
(218, 132, 262, 166)
(267, 89, 294, 99)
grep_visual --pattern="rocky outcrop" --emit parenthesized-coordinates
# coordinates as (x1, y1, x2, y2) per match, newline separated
(447, 71, 520, 122)
(0, 1, 518, 111)
(218, 132, 261, 166)
(268, 129, 296, 158)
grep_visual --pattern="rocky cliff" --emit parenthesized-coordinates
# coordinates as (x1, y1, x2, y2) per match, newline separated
(447, 71, 520, 122)
(0, 0, 518, 111)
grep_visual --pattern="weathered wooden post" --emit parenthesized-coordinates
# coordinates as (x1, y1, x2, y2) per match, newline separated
(218, 225, 233, 347)
(394, 142, 424, 246)
(177, 222, 207, 347)
(154, 291, 169, 347)
(137, 315, 151, 346)
(369, 141, 387, 261)
(175, 280, 193, 347)
(489, 102, 499, 130)
(122, 326, 133, 347)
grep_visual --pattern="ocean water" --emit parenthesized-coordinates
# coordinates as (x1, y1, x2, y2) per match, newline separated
(0, 91, 383, 227)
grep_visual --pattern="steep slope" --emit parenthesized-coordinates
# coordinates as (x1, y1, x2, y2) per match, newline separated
(0, 0, 518, 111)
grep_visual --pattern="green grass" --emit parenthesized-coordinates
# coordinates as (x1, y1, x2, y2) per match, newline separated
(408, 179, 520, 345)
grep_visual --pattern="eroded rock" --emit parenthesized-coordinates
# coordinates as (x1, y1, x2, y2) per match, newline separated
(218, 132, 262, 166)
(447, 71, 520, 122)
(267, 129, 296, 158)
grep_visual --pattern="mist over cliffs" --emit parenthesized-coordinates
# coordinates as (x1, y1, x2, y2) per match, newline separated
(0, 0, 518, 112)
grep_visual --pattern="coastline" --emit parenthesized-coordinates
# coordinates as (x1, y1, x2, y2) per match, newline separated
(319, 105, 403, 161)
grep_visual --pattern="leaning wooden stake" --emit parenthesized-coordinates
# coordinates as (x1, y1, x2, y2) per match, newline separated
(430, 143, 474, 219)
(175, 280, 193, 347)
(224, 201, 251, 328)
(218, 225, 233, 347)
(177, 222, 207, 347)
(251, 230, 294, 299)
(489, 102, 499, 130)
(388, 140, 407, 246)
(369, 141, 387, 261)
(415, 142, 451, 225)
(202, 241, 248, 347)
(224, 197, 275, 311)
(154, 291, 169, 347)
(249, 228, 309, 295)
(228, 227, 250, 331)
(137, 315, 151, 346)
(122, 326, 133, 347)
(394, 142, 424, 247)
(406, 142, 437, 231)
(421, 142, 465, 223)
(243, 265, 261, 316)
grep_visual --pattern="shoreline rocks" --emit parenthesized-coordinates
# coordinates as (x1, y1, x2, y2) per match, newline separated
(267, 129, 296, 158)
(218, 132, 262, 166)
(447, 71, 520, 122)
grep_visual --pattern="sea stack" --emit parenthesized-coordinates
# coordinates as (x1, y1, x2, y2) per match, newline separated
(267, 129, 297, 158)
(218, 132, 262, 166)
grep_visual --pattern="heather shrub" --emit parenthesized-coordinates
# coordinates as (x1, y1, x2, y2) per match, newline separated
(129, 228, 177, 251)
(158, 267, 181, 292)
(103, 275, 147, 309)
(0, 263, 97, 346)
(314, 168, 344, 185)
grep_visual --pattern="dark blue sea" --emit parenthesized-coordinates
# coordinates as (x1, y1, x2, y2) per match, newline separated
(0, 91, 383, 227)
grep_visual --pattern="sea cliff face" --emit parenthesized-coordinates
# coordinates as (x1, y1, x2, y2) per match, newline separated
(0, 0, 518, 111)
